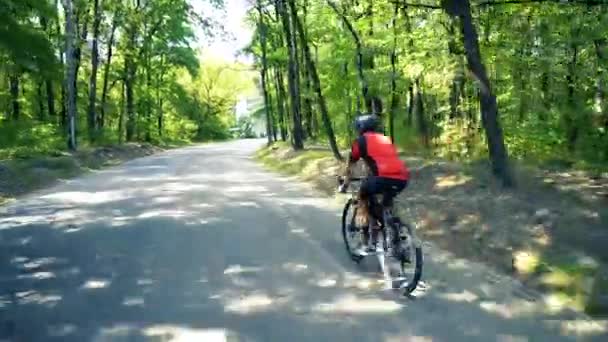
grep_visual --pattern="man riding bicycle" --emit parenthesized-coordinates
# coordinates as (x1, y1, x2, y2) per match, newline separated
(339, 114, 410, 256)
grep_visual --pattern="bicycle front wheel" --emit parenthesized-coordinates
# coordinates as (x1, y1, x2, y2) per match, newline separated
(341, 199, 363, 263)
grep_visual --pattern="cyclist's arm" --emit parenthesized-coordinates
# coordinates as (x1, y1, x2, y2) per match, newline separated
(343, 140, 361, 181)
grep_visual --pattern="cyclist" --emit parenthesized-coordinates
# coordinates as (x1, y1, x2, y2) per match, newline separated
(339, 114, 410, 255)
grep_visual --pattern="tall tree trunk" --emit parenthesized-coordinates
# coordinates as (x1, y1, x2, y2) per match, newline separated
(45, 80, 56, 121)
(40, 16, 56, 120)
(87, 0, 102, 141)
(125, 26, 137, 142)
(37, 82, 45, 121)
(9, 73, 20, 120)
(257, 0, 273, 145)
(594, 39, 607, 129)
(293, 3, 342, 160)
(274, 67, 288, 141)
(55, 1, 67, 127)
(278, 0, 304, 149)
(118, 80, 125, 143)
(443, 0, 513, 186)
(62, 0, 78, 150)
(407, 84, 414, 126)
(389, 4, 398, 142)
(100, 15, 118, 129)
(565, 42, 579, 152)
(414, 79, 428, 147)
(73, 4, 90, 114)
(157, 56, 164, 137)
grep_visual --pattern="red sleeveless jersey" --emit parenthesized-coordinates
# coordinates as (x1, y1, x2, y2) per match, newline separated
(350, 132, 409, 180)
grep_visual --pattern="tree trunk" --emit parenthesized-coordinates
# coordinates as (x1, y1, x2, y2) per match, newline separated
(157, 56, 164, 137)
(9, 73, 20, 120)
(100, 16, 117, 129)
(279, 0, 304, 149)
(443, 0, 513, 187)
(125, 26, 137, 142)
(87, 0, 102, 141)
(55, 2, 67, 127)
(293, 2, 342, 160)
(37, 82, 45, 121)
(62, 0, 78, 150)
(389, 3, 398, 143)
(414, 79, 428, 147)
(118, 80, 125, 143)
(565, 42, 579, 152)
(407, 84, 414, 126)
(73, 5, 90, 115)
(40, 15, 56, 120)
(594, 39, 607, 128)
(274, 67, 288, 141)
(144, 49, 152, 142)
(257, 0, 273, 145)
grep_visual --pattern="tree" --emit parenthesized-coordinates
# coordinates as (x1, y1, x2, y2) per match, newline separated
(62, 0, 78, 150)
(292, 0, 342, 160)
(443, 0, 513, 186)
(277, 0, 304, 149)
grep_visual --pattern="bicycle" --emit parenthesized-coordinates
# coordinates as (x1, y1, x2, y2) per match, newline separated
(338, 176, 423, 294)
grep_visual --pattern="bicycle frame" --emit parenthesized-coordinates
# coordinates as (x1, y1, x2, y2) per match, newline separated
(342, 177, 399, 289)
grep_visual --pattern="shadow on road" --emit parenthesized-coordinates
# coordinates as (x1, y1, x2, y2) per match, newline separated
(0, 143, 604, 341)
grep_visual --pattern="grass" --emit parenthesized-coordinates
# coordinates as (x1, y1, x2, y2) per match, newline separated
(0, 143, 164, 204)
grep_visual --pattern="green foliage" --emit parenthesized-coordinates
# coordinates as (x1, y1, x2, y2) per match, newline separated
(0, 0, 260, 161)
(249, 0, 608, 172)
(0, 122, 63, 159)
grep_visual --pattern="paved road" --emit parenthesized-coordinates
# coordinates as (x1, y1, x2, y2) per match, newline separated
(0, 140, 604, 341)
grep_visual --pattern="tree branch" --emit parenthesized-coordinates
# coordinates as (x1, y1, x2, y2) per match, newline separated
(389, 1, 442, 9)
(477, 0, 608, 6)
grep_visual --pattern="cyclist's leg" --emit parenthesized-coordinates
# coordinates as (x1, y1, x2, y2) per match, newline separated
(361, 177, 384, 250)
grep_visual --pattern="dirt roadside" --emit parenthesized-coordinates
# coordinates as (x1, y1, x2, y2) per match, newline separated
(0, 143, 164, 206)
(255, 143, 608, 318)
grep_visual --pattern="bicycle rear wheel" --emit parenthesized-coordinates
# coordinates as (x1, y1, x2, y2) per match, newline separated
(341, 199, 363, 263)
(391, 219, 423, 294)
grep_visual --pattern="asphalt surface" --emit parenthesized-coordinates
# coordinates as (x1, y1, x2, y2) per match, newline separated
(0, 140, 604, 341)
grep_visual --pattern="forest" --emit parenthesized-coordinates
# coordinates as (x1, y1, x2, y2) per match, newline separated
(0, 0, 255, 161)
(247, 0, 608, 186)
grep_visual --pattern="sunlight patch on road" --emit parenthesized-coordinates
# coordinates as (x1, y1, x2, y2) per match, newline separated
(434, 174, 472, 189)
(224, 185, 268, 193)
(143, 325, 235, 342)
(224, 293, 276, 314)
(479, 300, 513, 319)
(138, 209, 188, 219)
(16, 291, 62, 307)
(152, 196, 180, 204)
(81, 278, 111, 290)
(547, 319, 608, 339)
(123, 296, 145, 307)
(40, 190, 130, 205)
(282, 262, 309, 273)
(438, 290, 479, 303)
(314, 278, 337, 288)
(311, 294, 403, 314)
(17, 271, 55, 281)
(231, 201, 260, 208)
(92, 324, 137, 342)
(223, 264, 263, 275)
(0, 214, 52, 229)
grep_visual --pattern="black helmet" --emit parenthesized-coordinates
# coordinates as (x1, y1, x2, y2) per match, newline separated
(354, 114, 380, 134)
